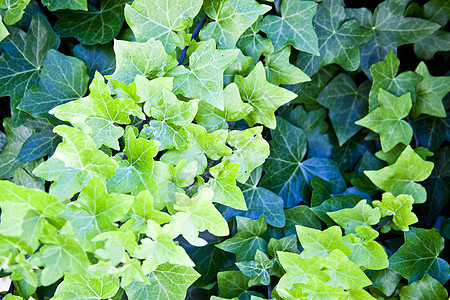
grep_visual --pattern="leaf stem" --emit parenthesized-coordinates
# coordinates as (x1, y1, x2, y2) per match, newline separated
(375, 216, 393, 231)
(178, 14, 208, 65)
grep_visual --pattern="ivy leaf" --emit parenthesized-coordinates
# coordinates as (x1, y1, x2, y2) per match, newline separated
(54, 0, 126, 45)
(167, 39, 239, 110)
(346, 0, 440, 76)
(234, 60, 297, 129)
(216, 216, 268, 262)
(283, 205, 322, 236)
(317, 74, 370, 146)
(92, 230, 138, 265)
(0, 180, 65, 251)
(0, 16, 9, 41)
(41, 0, 87, 11)
(236, 16, 274, 63)
(106, 126, 159, 195)
(399, 274, 448, 300)
(0, 14, 59, 125)
(123, 263, 200, 300)
(263, 46, 310, 86)
(296, 0, 372, 76)
(260, 117, 345, 207)
(372, 193, 418, 232)
(341, 226, 389, 270)
(217, 271, 250, 299)
(53, 274, 119, 299)
(311, 194, 362, 226)
(207, 159, 246, 210)
(236, 250, 272, 287)
(259, 0, 318, 54)
(389, 227, 449, 284)
(200, 0, 270, 49)
(33, 125, 118, 201)
(364, 145, 434, 204)
(223, 126, 270, 183)
(50, 72, 137, 150)
(366, 268, 402, 297)
(223, 51, 255, 85)
(63, 176, 134, 251)
(18, 49, 89, 120)
(0, 0, 30, 25)
(110, 38, 178, 85)
(355, 89, 413, 153)
(367, 50, 422, 111)
(73, 43, 116, 78)
(125, 0, 202, 53)
(327, 200, 381, 234)
(412, 61, 450, 119)
(296, 225, 351, 258)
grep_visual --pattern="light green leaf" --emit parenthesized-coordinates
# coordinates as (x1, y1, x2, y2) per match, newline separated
(0, 0, 30, 25)
(264, 46, 310, 86)
(167, 39, 239, 110)
(125, 0, 202, 53)
(223, 126, 269, 183)
(412, 61, 450, 119)
(106, 126, 159, 195)
(200, 0, 270, 49)
(399, 274, 448, 300)
(53, 273, 119, 300)
(50, 72, 136, 150)
(223, 51, 255, 85)
(63, 176, 134, 251)
(110, 38, 178, 85)
(260, 0, 318, 54)
(236, 250, 272, 287)
(356, 88, 413, 152)
(296, 0, 372, 76)
(123, 263, 199, 300)
(33, 125, 118, 201)
(364, 145, 434, 204)
(280, 277, 347, 300)
(42, 0, 87, 11)
(91, 230, 138, 266)
(373, 193, 418, 232)
(389, 227, 449, 283)
(366, 268, 402, 297)
(327, 200, 381, 234)
(54, 0, 126, 45)
(0, 16, 8, 41)
(235, 61, 297, 129)
(19, 49, 89, 120)
(296, 225, 351, 258)
(207, 159, 246, 210)
(134, 75, 173, 110)
(342, 288, 376, 300)
(236, 16, 274, 63)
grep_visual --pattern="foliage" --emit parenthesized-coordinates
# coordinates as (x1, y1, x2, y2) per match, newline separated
(0, 0, 449, 299)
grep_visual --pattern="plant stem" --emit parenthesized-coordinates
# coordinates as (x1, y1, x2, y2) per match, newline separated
(375, 216, 393, 231)
(178, 14, 207, 65)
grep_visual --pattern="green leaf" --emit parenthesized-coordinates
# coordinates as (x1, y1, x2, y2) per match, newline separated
(399, 274, 448, 300)
(18, 49, 89, 120)
(366, 268, 402, 297)
(223, 51, 255, 85)
(0, 180, 65, 251)
(125, 0, 202, 53)
(0, 0, 30, 25)
(0, 13, 59, 125)
(217, 270, 250, 298)
(33, 125, 118, 201)
(0, 16, 8, 41)
(356, 88, 412, 152)
(296, 0, 372, 76)
(327, 200, 381, 234)
(279, 277, 347, 300)
(236, 250, 272, 287)
(216, 215, 268, 262)
(123, 263, 200, 300)
(259, 0, 318, 54)
(167, 39, 239, 110)
(283, 205, 322, 236)
(263, 46, 310, 86)
(63, 176, 134, 251)
(73, 43, 116, 78)
(200, 0, 270, 49)
(50, 72, 136, 150)
(53, 274, 119, 299)
(389, 227, 449, 284)
(346, 0, 440, 76)
(41, 0, 87, 11)
(367, 50, 422, 111)
(373, 193, 418, 232)
(54, 0, 126, 45)
(236, 16, 274, 63)
(235, 61, 297, 129)
(311, 194, 363, 226)
(110, 38, 178, 85)
(364, 145, 434, 204)
(296, 225, 351, 258)
(317, 74, 370, 146)
(412, 61, 450, 119)
(92, 230, 138, 265)
(224, 126, 269, 183)
(260, 117, 345, 207)
(106, 126, 159, 195)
